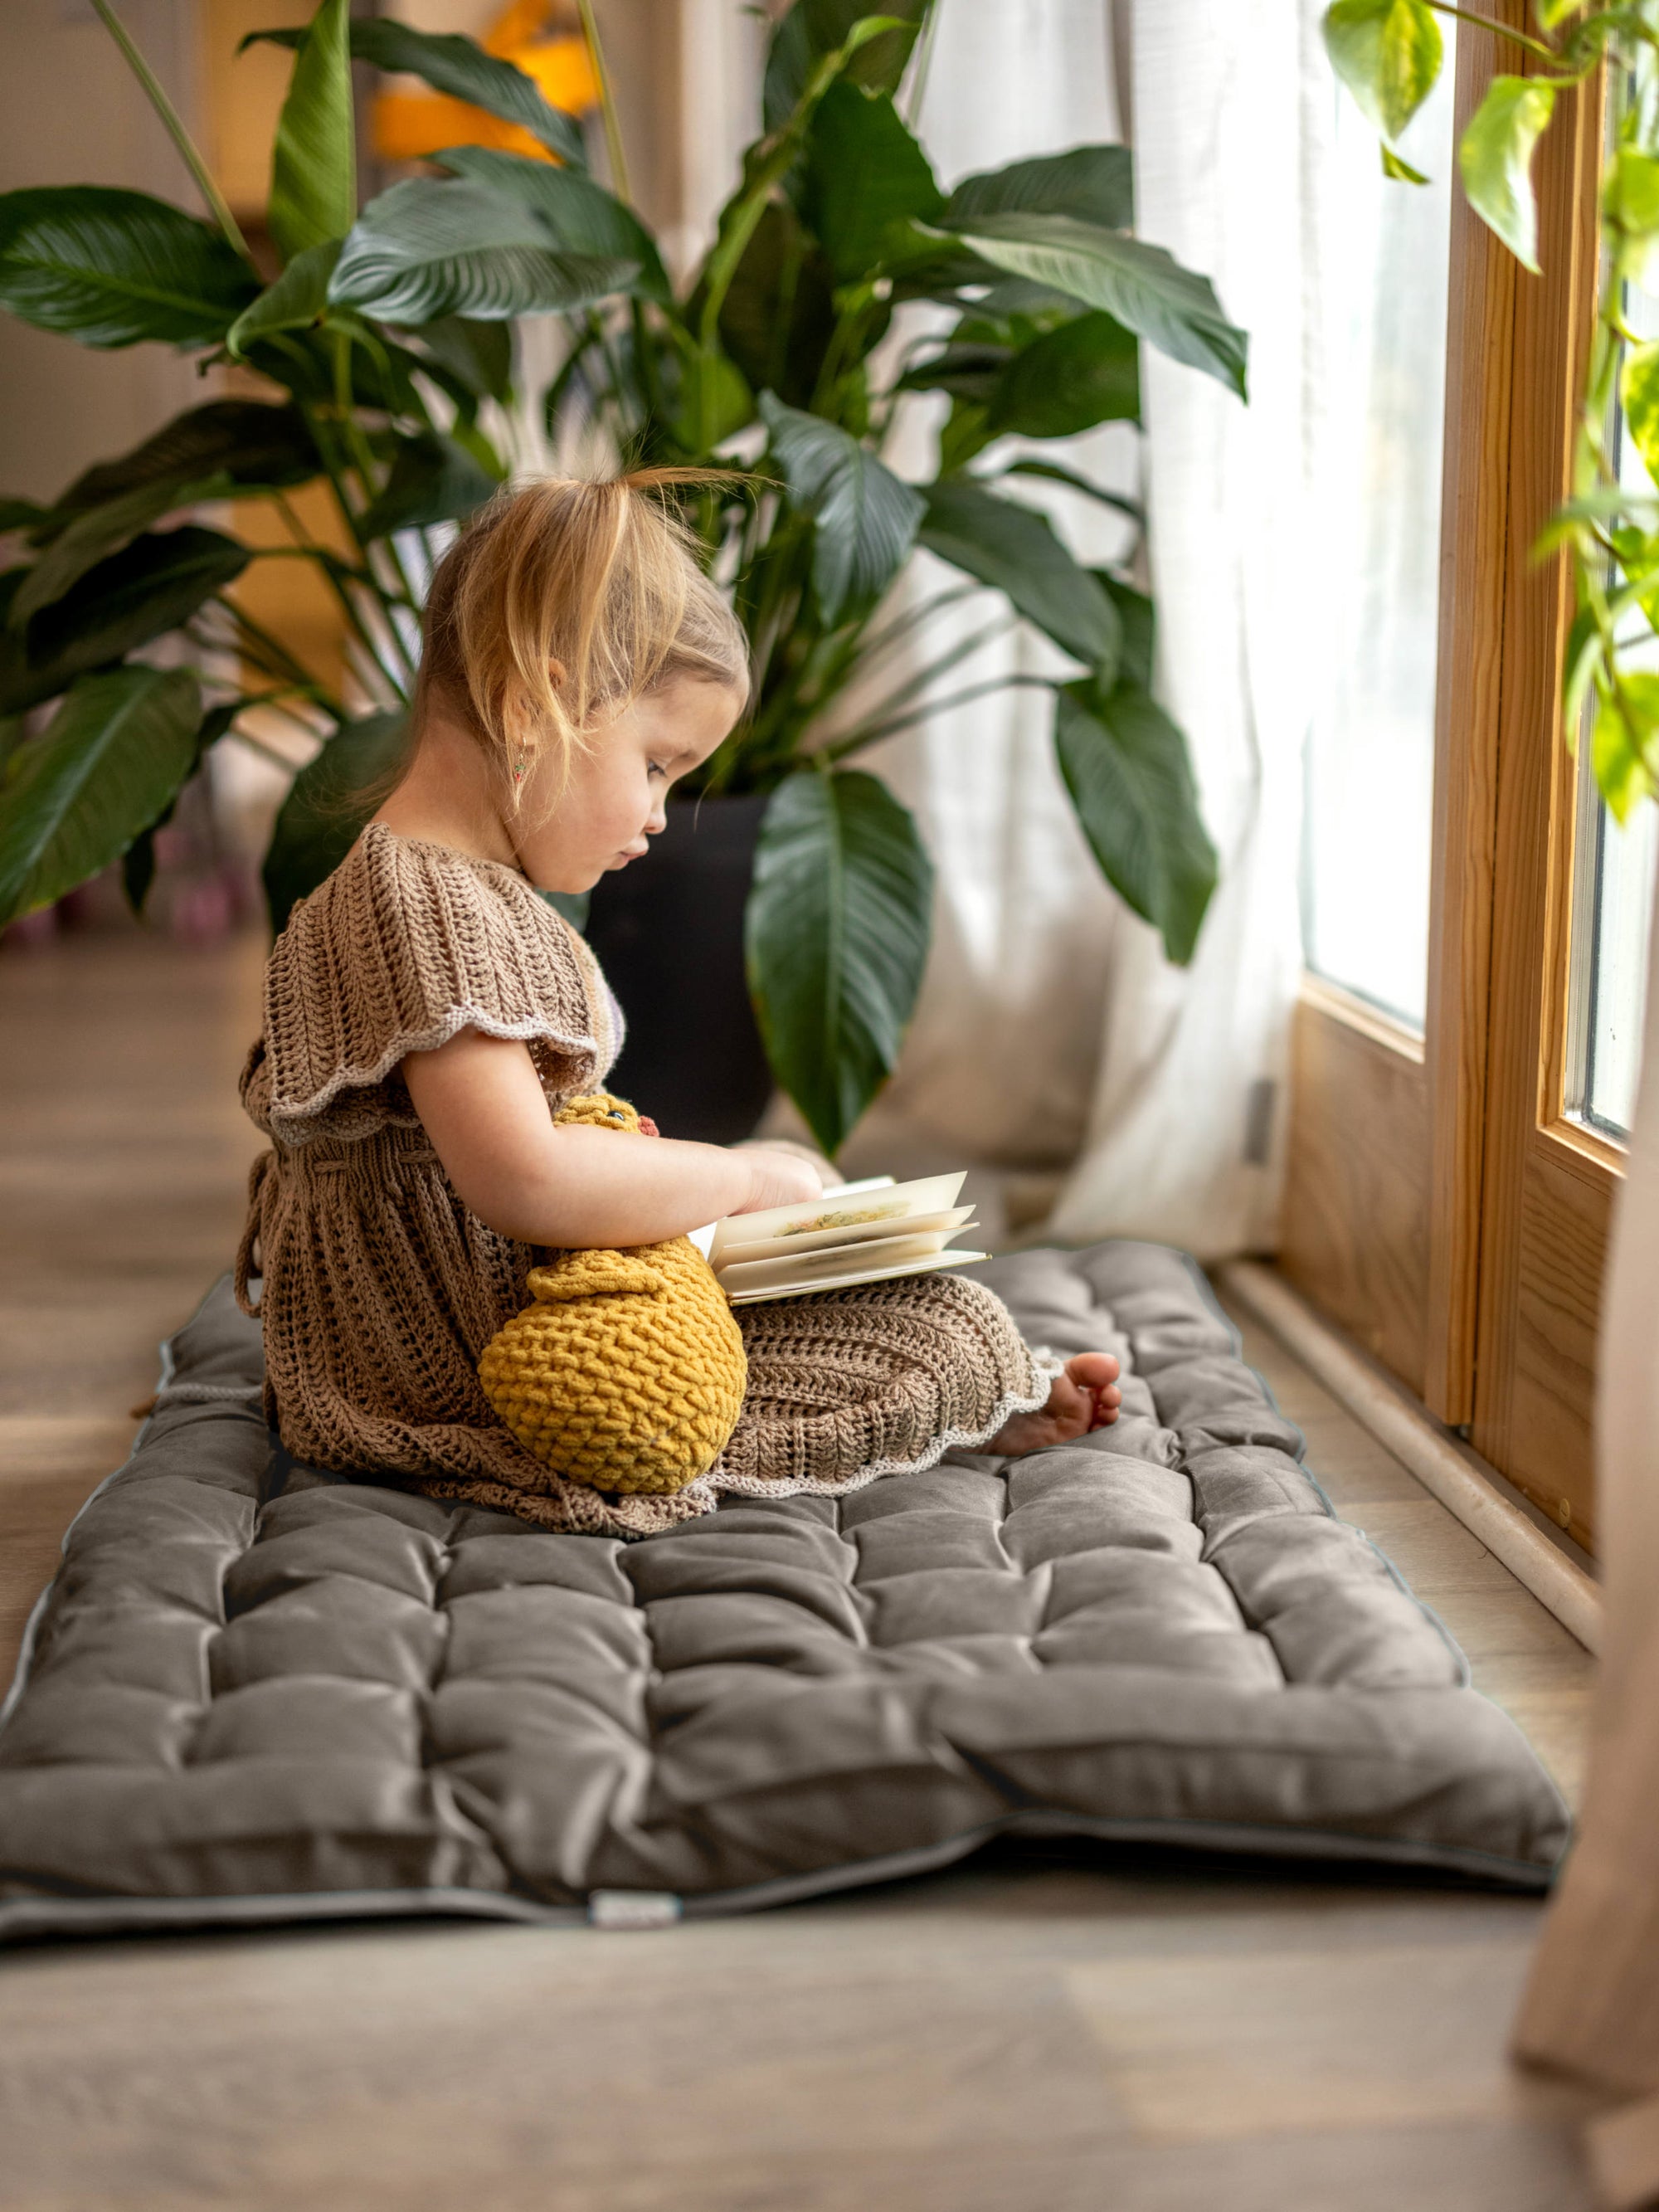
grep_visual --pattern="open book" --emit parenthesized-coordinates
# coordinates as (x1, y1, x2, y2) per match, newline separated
(692, 1172, 987, 1306)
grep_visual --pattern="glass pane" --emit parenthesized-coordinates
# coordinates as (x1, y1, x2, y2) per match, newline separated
(1573, 798, 1657, 1137)
(1567, 155, 1659, 1143)
(1300, 29, 1458, 1029)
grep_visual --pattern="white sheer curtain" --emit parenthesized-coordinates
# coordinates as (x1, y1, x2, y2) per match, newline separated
(820, 1, 1138, 1206)
(1047, 0, 1321, 1258)
(806, 0, 1316, 1264)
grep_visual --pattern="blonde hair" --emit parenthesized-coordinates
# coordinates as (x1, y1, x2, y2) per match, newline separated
(414, 469, 750, 803)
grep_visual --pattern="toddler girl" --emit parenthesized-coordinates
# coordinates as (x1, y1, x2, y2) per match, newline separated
(236, 474, 1120, 1535)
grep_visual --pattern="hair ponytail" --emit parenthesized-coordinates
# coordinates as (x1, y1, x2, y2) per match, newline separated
(414, 467, 749, 806)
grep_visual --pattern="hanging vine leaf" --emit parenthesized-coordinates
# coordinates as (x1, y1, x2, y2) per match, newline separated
(1323, 0, 1444, 144)
(747, 768, 934, 1157)
(0, 666, 201, 925)
(1458, 75, 1556, 272)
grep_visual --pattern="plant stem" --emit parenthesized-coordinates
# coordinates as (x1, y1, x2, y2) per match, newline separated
(90, 0, 255, 265)
(213, 594, 346, 722)
(1423, 2, 1568, 66)
(577, 0, 632, 205)
(822, 672, 1055, 759)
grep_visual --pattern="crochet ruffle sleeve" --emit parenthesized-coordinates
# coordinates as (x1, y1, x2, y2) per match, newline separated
(245, 822, 621, 1147)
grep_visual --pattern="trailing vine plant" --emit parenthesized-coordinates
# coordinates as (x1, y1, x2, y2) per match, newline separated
(1324, 0, 1659, 821)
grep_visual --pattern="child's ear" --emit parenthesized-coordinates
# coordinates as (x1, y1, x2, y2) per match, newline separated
(547, 658, 567, 690)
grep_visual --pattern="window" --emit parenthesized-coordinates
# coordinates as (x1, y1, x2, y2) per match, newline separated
(1300, 27, 1458, 1029)
(1283, 24, 1622, 1549)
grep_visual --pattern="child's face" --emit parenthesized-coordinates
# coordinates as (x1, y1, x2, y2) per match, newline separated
(516, 675, 743, 894)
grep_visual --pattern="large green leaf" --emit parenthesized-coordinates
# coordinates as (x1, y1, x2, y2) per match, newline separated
(1323, 0, 1444, 144)
(1053, 680, 1216, 964)
(328, 179, 635, 324)
(747, 767, 934, 1155)
(268, 0, 353, 266)
(245, 17, 586, 168)
(1096, 575, 1155, 691)
(990, 311, 1140, 436)
(799, 80, 942, 281)
(0, 187, 254, 349)
(713, 201, 837, 410)
(761, 393, 924, 623)
(226, 240, 341, 357)
(918, 478, 1121, 674)
(897, 340, 1011, 407)
(12, 472, 238, 625)
(0, 666, 201, 925)
(358, 432, 499, 540)
(411, 315, 513, 405)
(264, 710, 409, 933)
(0, 527, 249, 715)
(40, 402, 318, 534)
(669, 346, 753, 455)
(1458, 75, 1556, 274)
(935, 212, 1247, 398)
(762, 0, 930, 134)
(943, 145, 1134, 232)
(433, 146, 669, 303)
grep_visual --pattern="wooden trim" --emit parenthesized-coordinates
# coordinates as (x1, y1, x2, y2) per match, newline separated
(1421, 9, 1520, 1425)
(1298, 975, 1425, 1064)
(1469, 52, 1617, 1547)
(1281, 993, 1431, 1395)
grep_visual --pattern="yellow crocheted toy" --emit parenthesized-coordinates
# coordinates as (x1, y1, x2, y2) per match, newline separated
(477, 1093, 747, 1495)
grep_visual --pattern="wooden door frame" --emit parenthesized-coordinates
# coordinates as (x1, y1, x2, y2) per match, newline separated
(1281, 5, 1619, 1544)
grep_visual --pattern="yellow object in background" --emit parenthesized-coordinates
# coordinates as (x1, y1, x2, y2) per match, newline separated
(373, 0, 599, 165)
(477, 1095, 749, 1496)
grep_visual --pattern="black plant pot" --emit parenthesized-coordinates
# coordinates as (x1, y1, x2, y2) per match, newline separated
(581, 792, 774, 1143)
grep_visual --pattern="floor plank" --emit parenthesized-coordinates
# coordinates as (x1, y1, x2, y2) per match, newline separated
(0, 930, 1600, 2211)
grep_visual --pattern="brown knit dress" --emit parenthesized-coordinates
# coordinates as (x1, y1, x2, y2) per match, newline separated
(236, 823, 1051, 1537)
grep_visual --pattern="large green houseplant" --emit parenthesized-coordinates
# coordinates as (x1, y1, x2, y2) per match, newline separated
(0, 0, 1245, 1155)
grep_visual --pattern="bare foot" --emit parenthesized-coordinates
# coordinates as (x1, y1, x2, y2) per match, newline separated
(989, 1353, 1122, 1457)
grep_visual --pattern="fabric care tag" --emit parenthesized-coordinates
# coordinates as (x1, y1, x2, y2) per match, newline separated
(587, 1889, 683, 1931)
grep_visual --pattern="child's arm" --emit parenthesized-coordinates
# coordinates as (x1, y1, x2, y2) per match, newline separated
(402, 1028, 823, 1249)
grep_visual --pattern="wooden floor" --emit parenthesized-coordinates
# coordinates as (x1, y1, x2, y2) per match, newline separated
(0, 931, 1598, 2212)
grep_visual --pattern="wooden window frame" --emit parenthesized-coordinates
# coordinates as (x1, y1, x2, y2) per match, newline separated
(1280, 5, 1617, 1551)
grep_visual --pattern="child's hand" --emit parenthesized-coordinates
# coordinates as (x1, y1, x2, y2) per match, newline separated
(733, 1147, 826, 1214)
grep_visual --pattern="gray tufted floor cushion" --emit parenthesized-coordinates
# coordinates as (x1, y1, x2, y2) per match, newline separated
(0, 1242, 1569, 1940)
